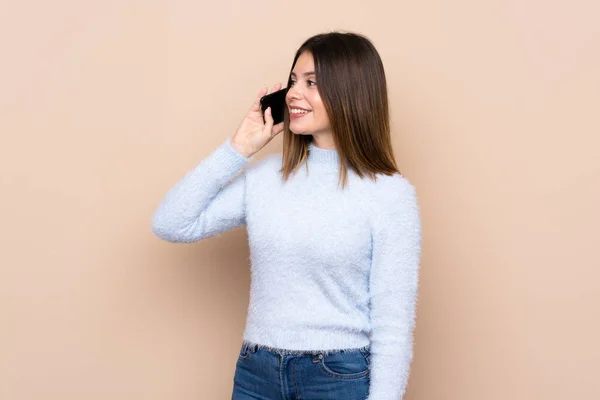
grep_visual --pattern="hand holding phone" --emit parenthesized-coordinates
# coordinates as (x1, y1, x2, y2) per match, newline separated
(260, 87, 289, 124)
(230, 84, 286, 158)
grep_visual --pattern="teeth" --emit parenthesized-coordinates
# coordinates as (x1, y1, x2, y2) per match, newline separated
(290, 109, 310, 114)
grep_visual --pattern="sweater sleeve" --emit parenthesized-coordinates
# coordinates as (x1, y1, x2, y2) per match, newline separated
(366, 178, 422, 400)
(151, 137, 252, 243)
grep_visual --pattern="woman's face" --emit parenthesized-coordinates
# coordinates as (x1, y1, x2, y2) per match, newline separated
(285, 52, 331, 137)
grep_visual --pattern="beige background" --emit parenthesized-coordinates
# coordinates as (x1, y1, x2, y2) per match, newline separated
(1, 1, 599, 399)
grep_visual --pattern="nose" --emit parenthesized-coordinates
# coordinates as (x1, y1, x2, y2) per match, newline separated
(287, 85, 302, 101)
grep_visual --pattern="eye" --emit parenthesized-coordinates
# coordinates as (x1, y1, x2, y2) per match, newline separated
(290, 80, 296, 86)
(308, 80, 316, 86)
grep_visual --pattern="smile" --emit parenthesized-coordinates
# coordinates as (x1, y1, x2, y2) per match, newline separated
(290, 108, 311, 114)
(289, 108, 312, 119)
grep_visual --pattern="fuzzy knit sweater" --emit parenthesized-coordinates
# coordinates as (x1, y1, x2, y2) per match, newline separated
(151, 137, 422, 400)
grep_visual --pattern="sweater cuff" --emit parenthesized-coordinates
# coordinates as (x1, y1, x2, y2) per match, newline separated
(223, 137, 253, 162)
(196, 137, 252, 180)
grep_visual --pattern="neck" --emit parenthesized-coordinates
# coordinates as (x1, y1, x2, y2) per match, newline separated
(311, 133, 336, 150)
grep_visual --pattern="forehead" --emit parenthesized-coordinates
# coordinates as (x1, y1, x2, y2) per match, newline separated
(292, 52, 314, 73)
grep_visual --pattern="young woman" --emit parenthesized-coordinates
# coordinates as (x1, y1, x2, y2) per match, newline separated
(152, 31, 422, 400)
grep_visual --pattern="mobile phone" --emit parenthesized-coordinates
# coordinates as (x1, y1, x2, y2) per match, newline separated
(260, 87, 289, 124)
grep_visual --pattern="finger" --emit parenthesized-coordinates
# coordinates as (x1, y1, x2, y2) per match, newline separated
(270, 82, 282, 94)
(263, 107, 274, 134)
(272, 121, 284, 135)
(251, 86, 268, 112)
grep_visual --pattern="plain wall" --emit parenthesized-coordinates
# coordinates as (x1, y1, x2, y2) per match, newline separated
(1, 1, 599, 399)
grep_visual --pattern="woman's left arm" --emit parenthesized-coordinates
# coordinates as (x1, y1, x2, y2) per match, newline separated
(366, 178, 422, 400)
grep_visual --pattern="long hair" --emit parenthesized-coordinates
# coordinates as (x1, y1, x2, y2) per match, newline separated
(280, 31, 401, 190)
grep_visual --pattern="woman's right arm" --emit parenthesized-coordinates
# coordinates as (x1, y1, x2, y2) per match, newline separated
(151, 138, 252, 243)
(151, 83, 285, 243)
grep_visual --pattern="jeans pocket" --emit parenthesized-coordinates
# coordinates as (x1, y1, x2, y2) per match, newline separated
(317, 350, 370, 380)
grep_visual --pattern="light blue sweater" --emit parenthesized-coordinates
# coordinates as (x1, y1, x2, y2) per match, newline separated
(152, 137, 422, 400)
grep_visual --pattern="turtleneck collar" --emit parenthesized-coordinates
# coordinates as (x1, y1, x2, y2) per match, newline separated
(307, 141, 340, 166)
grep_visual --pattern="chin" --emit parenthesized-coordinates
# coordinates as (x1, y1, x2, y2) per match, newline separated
(289, 126, 312, 136)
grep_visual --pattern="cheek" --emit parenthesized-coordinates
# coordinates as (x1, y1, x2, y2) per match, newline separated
(311, 100, 325, 117)
(312, 96, 325, 113)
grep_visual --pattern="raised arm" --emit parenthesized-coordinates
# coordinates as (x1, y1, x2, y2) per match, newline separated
(151, 138, 252, 243)
(152, 82, 285, 242)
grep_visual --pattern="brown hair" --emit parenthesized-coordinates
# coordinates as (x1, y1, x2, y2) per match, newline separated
(280, 31, 401, 190)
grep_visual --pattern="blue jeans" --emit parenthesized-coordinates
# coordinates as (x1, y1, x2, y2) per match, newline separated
(232, 342, 371, 400)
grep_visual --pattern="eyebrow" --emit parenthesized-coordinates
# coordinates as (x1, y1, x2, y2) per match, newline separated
(290, 71, 315, 77)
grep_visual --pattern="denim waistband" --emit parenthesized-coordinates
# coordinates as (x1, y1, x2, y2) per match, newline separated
(241, 339, 371, 357)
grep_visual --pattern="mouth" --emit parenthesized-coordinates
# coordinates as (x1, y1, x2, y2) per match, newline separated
(289, 107, 312, 118)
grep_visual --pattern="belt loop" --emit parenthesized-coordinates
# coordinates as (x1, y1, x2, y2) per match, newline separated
(360, 347, 371, 365)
